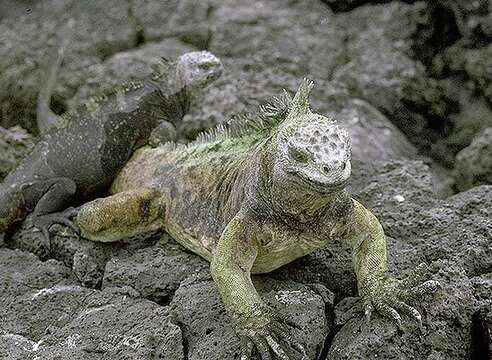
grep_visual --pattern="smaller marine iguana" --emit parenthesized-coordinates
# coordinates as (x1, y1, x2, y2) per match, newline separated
(73, 80, 440, 359)
(0, 50, 222, 238)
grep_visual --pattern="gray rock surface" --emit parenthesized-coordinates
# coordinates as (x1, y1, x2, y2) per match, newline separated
(429, 78, 492, 166)
(436, 42, 492, 105)
(332, 2, 454, 152)
(8, 223, 162, 288)
(102, 237, 209, 304)
(0, 126, 34, 179)
(455, 127, 492, 191)
(0, 248, 184, 360)
(429, 35, 492, 167)
(0, 0, 141, 133)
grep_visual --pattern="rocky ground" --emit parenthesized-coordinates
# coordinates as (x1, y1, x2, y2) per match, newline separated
(0, 0, 491, 359)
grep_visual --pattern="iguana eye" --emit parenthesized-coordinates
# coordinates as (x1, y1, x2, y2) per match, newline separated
(288, 146, 310, 163)
(198, 63, 211, 70)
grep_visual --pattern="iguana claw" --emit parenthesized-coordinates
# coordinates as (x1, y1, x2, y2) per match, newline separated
(32, 207, 80, 240)
(362, 263, 440, 331)
(238, 312, 307, 360)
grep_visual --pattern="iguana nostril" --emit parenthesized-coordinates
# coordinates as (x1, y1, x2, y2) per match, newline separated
(322, 165, 331, 173)
(341, 162, 346, 170)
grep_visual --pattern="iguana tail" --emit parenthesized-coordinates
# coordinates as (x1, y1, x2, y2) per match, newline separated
(36, 19, 75, 133)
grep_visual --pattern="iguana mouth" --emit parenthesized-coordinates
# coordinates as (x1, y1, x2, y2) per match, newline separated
(294, 171, 347, 193)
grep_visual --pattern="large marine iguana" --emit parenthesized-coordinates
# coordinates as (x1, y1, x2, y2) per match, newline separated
(0, 50, 223, 237)
(73, 79, 440, 359)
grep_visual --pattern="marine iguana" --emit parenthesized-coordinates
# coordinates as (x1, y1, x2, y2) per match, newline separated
(74, 79, 440, 359)
(0, 50, 223, 238)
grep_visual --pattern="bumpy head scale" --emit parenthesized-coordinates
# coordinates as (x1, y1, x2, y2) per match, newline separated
(272, 79, 352, 195)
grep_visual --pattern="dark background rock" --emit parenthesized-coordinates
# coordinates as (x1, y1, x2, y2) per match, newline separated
(0, 126, 34, 179)
(433, 0, 491, 45)
(455, 127, 492, 191)
(0, 0, 491, 359)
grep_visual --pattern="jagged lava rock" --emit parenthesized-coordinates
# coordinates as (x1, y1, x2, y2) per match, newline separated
(433, 0, 492, 43)
(0, 248, 183, 360)
(332, 2, 454, 151)
(0, 0, 142, 132)
(455, 127, 492, 191)
(8, 224, 161, 288)
(103, 237, 209, 305)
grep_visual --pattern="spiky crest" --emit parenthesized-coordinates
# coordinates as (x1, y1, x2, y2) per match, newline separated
(181, 88, 293, 148)
(284, 78, 313, 122)
(172, 79, 315, 150)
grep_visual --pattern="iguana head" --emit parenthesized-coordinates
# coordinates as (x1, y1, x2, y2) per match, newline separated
(176, 51, 223, 89)
(268, 79, 351, 214)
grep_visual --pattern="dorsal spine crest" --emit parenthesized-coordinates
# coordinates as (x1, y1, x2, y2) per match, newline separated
(184, 87, 294, 149)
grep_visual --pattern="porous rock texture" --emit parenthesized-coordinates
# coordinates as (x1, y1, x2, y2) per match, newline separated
(0, 126, 34, 179)
(455, 127, 492, 191)
(0, 0, 491, 359)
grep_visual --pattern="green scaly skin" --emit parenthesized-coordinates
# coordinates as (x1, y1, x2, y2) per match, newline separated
(74, 79, 440, 360)
(0, 51, 222, 239)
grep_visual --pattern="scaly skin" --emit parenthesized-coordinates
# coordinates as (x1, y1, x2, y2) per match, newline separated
(75, 79, 440, 359)
(0, 51, 222, 238)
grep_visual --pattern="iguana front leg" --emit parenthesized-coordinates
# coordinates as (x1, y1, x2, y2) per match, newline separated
(76, 187, 164, 242)
(343, 200, 440, 329)
(211, 211, 306, 360)
(27, 177, 78, 238)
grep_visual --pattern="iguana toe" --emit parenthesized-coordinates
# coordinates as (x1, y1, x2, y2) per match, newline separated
(374, 301, 403, 331)
(362, 267, 440, 330)
(239, 321, 306, 360)
(32, 207, 80, 240)
(405, 280, 441, 301)
(393, 301, 422, 329)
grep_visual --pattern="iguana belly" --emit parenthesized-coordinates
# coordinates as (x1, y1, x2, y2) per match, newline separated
(162, 190, 334, 274)
(164, 210, 332, 273)
(251, 220, 331, 273)
(164, 214, 216, 262)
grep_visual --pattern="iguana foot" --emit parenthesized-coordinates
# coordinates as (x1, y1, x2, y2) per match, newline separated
(31, 207, 80, 240)
(362, 263, 440, 331)
(237, 309, 307, 360)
